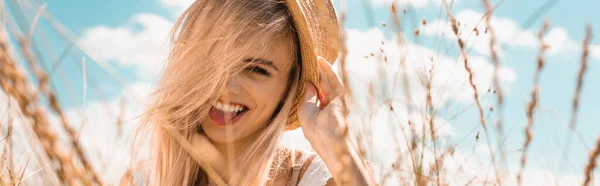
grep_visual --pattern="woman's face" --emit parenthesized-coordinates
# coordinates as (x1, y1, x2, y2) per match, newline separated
(201, 38, 295, 144)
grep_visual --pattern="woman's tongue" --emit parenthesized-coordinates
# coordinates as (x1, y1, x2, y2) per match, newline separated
(209, 107, 238, 125)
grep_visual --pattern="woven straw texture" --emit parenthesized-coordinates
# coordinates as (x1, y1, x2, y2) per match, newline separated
(283, 0, 341, 130)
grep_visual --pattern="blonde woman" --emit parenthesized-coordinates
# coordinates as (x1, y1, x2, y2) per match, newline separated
(129, 0, 378, 185)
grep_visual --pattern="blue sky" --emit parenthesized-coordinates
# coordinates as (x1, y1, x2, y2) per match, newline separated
(4, 0, 600, 184)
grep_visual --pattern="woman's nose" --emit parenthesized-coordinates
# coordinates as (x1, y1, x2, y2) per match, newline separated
(225, 77, 242, 95)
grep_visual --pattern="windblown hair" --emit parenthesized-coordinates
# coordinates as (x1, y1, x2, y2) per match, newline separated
(133, 0, 301, 185)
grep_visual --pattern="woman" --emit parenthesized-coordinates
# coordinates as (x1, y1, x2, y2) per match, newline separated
(130, 0, 377, 185)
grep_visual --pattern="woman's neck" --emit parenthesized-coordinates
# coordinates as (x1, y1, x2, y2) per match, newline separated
(209, 131, 261, 171)
(205, 129, 280, 183)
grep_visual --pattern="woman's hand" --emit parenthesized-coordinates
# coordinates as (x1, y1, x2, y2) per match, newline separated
(297, 56, 346, 144)
(297, 57, 378, 186)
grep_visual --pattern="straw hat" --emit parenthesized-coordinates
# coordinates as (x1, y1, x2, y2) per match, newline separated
(283, 0, 341, 130)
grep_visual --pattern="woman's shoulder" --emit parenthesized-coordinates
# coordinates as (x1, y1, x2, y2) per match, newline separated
(296, 152, 333, 186)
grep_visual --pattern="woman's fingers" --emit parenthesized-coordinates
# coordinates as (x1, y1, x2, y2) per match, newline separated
(300, 56, 344, 118)
(299, 82, 320, 125)
(317, 56, 345, 108)
(318, 57, 345, 94)
(317, 63, 333, 109)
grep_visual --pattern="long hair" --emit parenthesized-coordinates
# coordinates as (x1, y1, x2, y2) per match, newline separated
(133, 0, 301, 185)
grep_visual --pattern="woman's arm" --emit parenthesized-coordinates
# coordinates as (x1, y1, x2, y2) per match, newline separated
(298, 57, 378, 186)
(307, 129, 378, 186)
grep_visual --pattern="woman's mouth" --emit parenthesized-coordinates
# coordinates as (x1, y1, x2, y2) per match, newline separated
(208, 101, 248, 126)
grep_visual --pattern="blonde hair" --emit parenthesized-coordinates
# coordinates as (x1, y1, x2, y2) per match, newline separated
(133, 0, 301, 185)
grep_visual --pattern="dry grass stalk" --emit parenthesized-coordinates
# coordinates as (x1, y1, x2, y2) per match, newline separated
(423, 49, 440, 186)
(337, 0, 351, 118)
(576, 24, 594, 186)
(17, 7, 101, 183)
(14, 156, 32, 186)
(517, 20, 549, 186)
(390, 3, 407, 47)
(334, 2, 370, 185)
(165, 128, 227, 186)
(425, 87, 440, 186)
(0, 3, 102, 184)
(17, 0, 130, 91)
(389, 2, 424, 185)
(582, 136, 600, 186)
(0, 29, 78, 184)
(568, 26, 591, 131)
(118, 168, 135, 186)
(0, 138, 10, 184)
(560, 24, 593, 172)
(442, 0, 500, 184)
(1, 106, 17, 185)
(117, 97, 125, 138)
(334, 3, 353, 185)
(482, 0, 508, 171)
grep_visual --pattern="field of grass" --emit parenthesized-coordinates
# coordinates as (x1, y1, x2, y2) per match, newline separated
(0, 0, 599, 185)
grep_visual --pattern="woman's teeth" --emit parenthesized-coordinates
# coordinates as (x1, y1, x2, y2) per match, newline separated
(214, 102, 245, 113)
(209, 101, 248, 125)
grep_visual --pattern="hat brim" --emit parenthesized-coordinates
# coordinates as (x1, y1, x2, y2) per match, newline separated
(284, 0, 340, 130)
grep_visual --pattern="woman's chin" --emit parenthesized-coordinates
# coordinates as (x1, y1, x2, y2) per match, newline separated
(200, 113, 265, 145)
(200, 120, 244, 144)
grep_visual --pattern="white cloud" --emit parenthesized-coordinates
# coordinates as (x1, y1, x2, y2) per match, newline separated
(476, 143, 497, 155)
(371, 0, 460, 8)
(590, 44, 600, 59)
(11, 1, 595, 184)
(422, 9, 577, 56)
(371, 0, 428, 7)
(64, 97, 142, 183)
(337, 27, 511, 184)
(337, 28, 600, 185)
(159, 0, 193, 16)
(342, 27, 516, 110)
(543, 27, 578, 54)
(422, 9, 535, 56)
(122, 81, 155, 103)
(516, 170, 585, 186)
(79, 14, 172, 79)
(0, 80, 153, 185)
(160, 0, 194, 11)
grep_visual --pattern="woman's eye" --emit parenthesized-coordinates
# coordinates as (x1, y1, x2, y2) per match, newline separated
(245, 66, 271, 77)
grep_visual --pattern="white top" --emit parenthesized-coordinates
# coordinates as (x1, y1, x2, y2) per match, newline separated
(132, 153, 333, 186)
(296, 153, 333, 186)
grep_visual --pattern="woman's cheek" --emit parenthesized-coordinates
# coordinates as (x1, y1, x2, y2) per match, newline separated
(243, 75, 287, 111)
